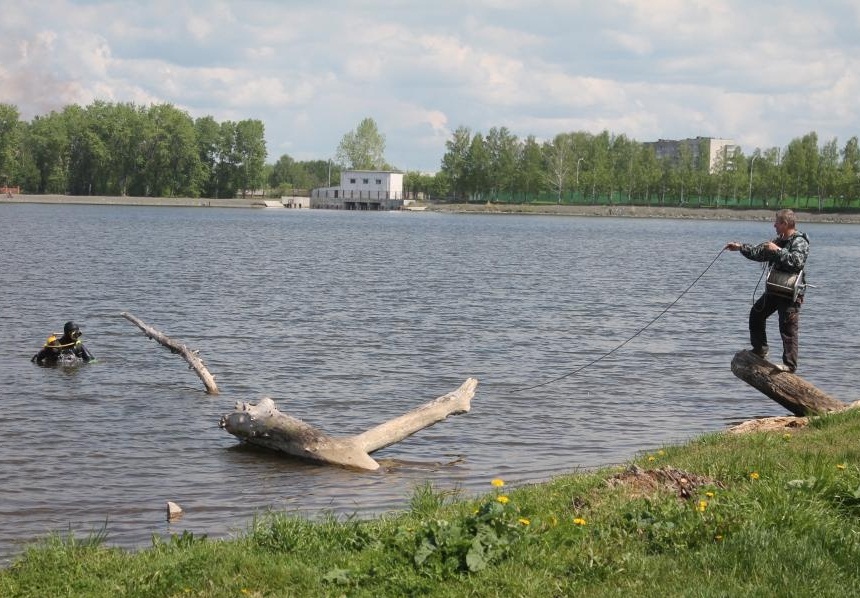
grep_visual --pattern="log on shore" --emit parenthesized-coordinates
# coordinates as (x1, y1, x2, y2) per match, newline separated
(730, 350, 844, 416)
(121, 312, 219, 394)
(219, 378, 478, 470)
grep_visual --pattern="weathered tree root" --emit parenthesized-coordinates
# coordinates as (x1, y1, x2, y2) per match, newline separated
(121, 312, 219, 394)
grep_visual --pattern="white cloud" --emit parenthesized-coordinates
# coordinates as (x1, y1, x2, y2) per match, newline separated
(0, 0, 858, 172)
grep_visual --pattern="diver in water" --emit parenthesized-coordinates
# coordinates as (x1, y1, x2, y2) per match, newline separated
(31, 321, 95, 366)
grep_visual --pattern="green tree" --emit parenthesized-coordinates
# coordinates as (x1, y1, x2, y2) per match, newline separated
(427, 171, 450, 198)
(464, 133, 491, 199)
(195, 116, 222, 198)
(63, 105, 106, 195)
(610, 134, 636, 202)
(19, 110, 70, 193)
(215, 121, 239, 198)
(440, 126, 471, 200)
(543, 133, 575, 203)
(303, 159, 339, 189)
(675, 142, 696, 204)
(82, 101, 132, 195)
(234, 119, 267, 197)
(817, 137, 840, 209)
(268, 155, 334, 193)
(485, 126, 519, 200)
(759, 146, 784, 207)
(710, 144, 737, 205)
(783, 132, 819, 205)
(838, 137, 860, 207)
(588, 131, 612, 204)
(336, 117, 387, 170)
(403, 170, 439, 200)
(269, 154, 301, 190)
(0, 103, 22, 189)
(517, 135, 543, 200)
(135, 104, 201, 197)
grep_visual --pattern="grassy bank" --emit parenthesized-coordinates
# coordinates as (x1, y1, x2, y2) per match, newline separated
(3, 409, 859, 597)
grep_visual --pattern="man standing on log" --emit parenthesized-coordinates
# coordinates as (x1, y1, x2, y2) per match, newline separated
(724, 209, 810, 373)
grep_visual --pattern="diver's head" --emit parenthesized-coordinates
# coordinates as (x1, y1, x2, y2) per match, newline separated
(64, 321, 82, 340)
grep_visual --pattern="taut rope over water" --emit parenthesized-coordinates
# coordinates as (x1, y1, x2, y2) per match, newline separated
(510, 248, 728, 393)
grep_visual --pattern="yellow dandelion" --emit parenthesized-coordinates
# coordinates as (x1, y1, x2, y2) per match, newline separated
(705, 491, 715, 498)
(497, 495, 510, 505)
(648, 456, 655, 462)
(836, 463, 846, 470)
(715, 535, 723, 541)
(491, 478, 505, 487)
(697, 500, 708, 512)
(783, 433, 791, 440)
(573, 517, 587, 526)
(518, 518, 531, 526)
(658, 450, 666, 456)
(750, 472, 760, 480)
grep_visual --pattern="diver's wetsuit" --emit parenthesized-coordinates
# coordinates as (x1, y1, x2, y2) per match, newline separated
(31, 324, 95, 366)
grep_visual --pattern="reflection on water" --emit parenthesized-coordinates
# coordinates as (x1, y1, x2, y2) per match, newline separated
(1, 203, 858, 562)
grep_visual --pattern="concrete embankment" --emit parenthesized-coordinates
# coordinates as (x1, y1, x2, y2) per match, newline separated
(4, 195, 860, 223)
(1, 194, 259, 208)
(426, 202, 860, 224)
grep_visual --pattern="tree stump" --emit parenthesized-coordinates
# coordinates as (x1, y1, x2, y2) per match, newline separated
(730, 350, 845, 416)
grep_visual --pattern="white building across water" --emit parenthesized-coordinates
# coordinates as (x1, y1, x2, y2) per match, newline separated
(311, 169, 404, 210)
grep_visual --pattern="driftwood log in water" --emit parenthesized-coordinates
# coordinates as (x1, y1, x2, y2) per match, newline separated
(730, 350, 844, 416)
(219, 378, 478, 470)
(121, 312, 219, 394)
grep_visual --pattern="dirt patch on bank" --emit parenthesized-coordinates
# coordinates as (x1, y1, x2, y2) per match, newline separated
(606, 465, 725, 500)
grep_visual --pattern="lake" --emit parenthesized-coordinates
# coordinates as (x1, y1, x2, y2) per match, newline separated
(1, 203, 857, 563)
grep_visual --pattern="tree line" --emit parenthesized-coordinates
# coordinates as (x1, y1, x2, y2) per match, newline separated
(0, 101, 267, 198)
(411, 127, 860, 209)
(2, 101, 859, 208)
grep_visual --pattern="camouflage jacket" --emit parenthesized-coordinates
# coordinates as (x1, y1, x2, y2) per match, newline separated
(739, 230, 810, 274)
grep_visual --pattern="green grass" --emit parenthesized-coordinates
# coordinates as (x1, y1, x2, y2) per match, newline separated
(3, 410, 860, 597)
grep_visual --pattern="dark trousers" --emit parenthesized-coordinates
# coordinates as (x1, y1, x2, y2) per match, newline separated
(749, 293, 803, 371)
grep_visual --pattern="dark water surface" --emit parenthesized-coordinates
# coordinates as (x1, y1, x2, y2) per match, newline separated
(1, 203, 857, 562)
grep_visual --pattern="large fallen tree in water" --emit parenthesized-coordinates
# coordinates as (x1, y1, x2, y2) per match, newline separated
(122, 312, 478, 469)
(219, 378, 478, 470)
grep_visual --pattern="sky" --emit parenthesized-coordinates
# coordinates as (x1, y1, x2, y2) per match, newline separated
(1, 0, 859, 173)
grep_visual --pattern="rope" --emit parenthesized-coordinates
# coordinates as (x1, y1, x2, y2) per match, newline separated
(509, 247, 728, 393)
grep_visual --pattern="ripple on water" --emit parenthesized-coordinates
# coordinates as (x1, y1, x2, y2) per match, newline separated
(1, 205, 857, 562)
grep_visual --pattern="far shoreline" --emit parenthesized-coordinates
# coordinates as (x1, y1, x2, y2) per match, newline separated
(426, 201, 860, 224)
(4, 193, 860, 224)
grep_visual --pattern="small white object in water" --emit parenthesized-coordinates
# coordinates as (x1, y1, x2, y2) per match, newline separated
(167, 501, 183, 521)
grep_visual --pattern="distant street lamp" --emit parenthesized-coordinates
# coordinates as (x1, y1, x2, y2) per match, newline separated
(748, 155, 757, 205)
